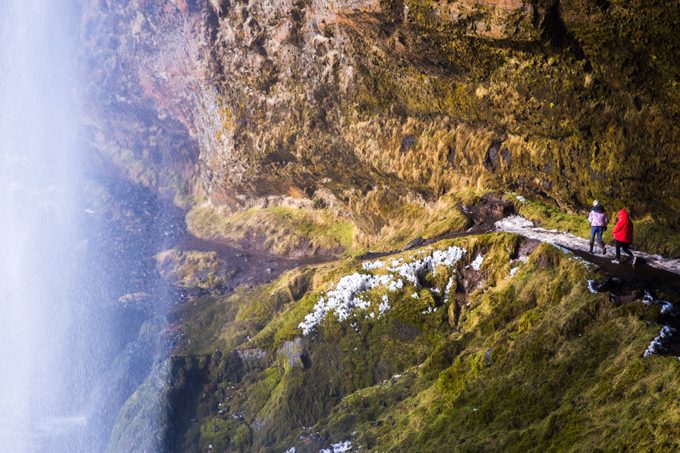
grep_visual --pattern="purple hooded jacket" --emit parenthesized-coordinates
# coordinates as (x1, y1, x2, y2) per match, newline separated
(588, 204, 608, 227)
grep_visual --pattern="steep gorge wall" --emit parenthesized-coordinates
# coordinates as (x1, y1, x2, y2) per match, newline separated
(82, 0, 680, 232)
(76, 2, 680, 451)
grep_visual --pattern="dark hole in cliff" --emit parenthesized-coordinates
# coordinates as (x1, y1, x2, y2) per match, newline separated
(447, 146, 456, 167)
(252, 33, 268, 57)
(541, 4, 567, 46)
(595, 0, 610, 12)
(260, 60, 279, 93)
(583, 60, 593, 73)
(300, 353, 312, 369)
(484, 140, 503, 171)
(633, 95, 643, 112)
(217, 0, 231, 18)
(400, 135, 416, 153)
(289, 0, 307, 46)
(382, 0, 405, 23)
(541, 3, 569, 49)
(580, 125, 592, 139)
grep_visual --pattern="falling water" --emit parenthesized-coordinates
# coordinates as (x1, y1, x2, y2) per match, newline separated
(0, 1, 98, 450)
(0, 1, 182, 450)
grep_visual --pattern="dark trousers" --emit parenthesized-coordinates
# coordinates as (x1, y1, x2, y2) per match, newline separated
(615, 240, 633, 261)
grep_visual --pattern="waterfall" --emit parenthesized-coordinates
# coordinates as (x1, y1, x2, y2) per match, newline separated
(0, 1, 103, 450)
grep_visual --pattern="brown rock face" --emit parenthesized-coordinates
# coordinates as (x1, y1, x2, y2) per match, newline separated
(80, 0, 205, 202)
(81, 0, 680, 226)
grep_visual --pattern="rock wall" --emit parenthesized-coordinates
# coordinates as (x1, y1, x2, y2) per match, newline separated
(82, 0, 680, 227)
(78, 2, 680, 451)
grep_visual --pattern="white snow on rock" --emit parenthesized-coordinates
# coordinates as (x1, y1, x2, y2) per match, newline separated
(388, 246, 466, 286)
(587, 280, 599, 294)
(642, 291, 675, 316)
(320, 440, 352, 453)
(362, 260, 385, 270)
(495, 215, 680, 275)
(299, 273, 396, 335)
(643, 326, 676, 358)
(444, 277, 455, 303)
(379, 295, 390, 315)
(471, 254, 484, 271)
(284, 448, 296, 453)
(300, 246, 466, 335)
(386, 278, 404, 292)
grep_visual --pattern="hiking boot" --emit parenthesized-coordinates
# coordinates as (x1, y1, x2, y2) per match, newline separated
(611, 259, 620, 264)
(589, 241, 594, 254)
(601, 245, 607, 255)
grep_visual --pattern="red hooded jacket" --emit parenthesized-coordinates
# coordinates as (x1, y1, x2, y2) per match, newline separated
(612, 209, 633, 243)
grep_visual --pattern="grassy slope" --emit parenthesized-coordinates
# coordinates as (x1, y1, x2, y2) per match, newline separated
(185, 191, 472, 258)
(167, 233, 679, 452)
(186, 204, 356, 257)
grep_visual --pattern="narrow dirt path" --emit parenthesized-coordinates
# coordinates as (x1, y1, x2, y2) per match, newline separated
(495, 215, 680, 358)
(495, 216, 680, 276)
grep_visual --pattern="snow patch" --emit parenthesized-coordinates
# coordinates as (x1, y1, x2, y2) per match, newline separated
(496, 215, 535, 230)
(379, 295, 390, 315)
(587, 280, 600, 294)
(515, 195, 527, 203)
(411, 292, 419, 299)
(362, 260, 385, 271)
(642, 291, 675, 315)
(643, 326, 676, 358)
(298, 273, 398, 335)
(443, 277, 455, 303)
(300, 246, 466, 335)
(388, 246, 466, 287)
(321, 440, 352, 453)
(471, 254, 484, 271)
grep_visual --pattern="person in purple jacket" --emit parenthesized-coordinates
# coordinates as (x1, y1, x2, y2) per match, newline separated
(588, 200, 608, 254)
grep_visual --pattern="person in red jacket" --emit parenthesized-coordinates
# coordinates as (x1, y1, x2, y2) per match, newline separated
(611, 208, 636, 265)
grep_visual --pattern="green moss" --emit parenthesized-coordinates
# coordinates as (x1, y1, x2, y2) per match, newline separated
(186, 204, 356, 257)
(313, 242, 679, 451)
(156, 249, 233, 290)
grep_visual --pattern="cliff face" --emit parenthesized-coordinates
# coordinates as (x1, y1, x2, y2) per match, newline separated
(79, 0, 680, 451)
(83, 0, 680, 226)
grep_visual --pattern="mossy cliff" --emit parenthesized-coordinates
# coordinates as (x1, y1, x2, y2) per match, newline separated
(82, 0, 680, 242)
(145, 235, 678, 451)
(79, 0, 680, 451)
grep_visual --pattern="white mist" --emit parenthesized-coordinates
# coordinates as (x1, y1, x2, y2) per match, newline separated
(0, 1, 88, 450)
